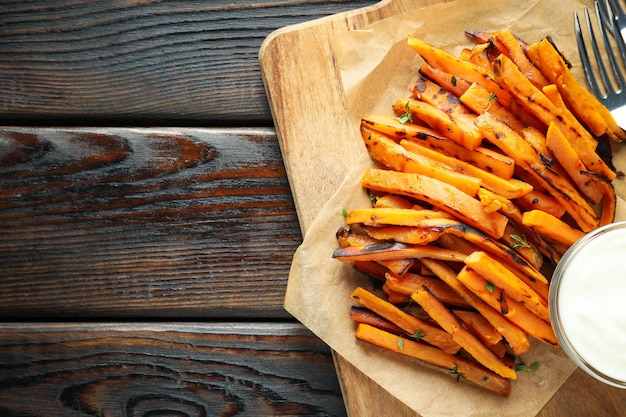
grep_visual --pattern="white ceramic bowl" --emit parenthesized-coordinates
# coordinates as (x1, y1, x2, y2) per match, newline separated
(550, 221, 626, 388)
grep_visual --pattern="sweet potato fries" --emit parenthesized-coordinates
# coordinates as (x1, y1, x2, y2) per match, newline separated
(333, 28, 622, 396)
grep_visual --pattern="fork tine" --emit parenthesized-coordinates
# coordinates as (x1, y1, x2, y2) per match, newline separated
(600, 0, 626, 89)
(595, 1, 626, 91)
(598, 0, 614, 31)
(580, 4, 615, 96)
(608, 0, 625, 22)
(575, 10, 603, 97)
(601, 0, 626, 46)
(607, 0, 626, 57)
(577, 0, 626, 132)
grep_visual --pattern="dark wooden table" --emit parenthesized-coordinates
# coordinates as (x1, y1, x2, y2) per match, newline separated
(2, 1, 626, 416)
(0, 1, 378, 415)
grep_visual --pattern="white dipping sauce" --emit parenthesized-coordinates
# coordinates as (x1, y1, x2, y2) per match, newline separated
(550, 222, 626, 388)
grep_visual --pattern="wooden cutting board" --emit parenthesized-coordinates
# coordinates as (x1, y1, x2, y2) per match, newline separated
(259, 0, 626, 415)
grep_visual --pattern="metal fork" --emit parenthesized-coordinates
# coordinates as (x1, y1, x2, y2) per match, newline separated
(575, 0, 626, 126)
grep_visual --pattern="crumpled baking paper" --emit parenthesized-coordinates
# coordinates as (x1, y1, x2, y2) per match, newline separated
(285, 0, 626, 415)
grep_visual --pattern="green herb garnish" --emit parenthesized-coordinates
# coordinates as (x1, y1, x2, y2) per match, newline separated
(410, 330, 425, 340)
(449, 364, 462, 381)
(398, 113, 412, 124)
(515, 360, 540, 374)
(397, 101, 413, 124)
(510, 233, 530, 249)
(368, 192, 378, 207)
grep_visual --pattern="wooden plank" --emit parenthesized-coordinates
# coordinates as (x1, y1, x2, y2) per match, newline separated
(0, 127, 300, 319)
(538, 370, 626, 417)
(259, 0, 626, 416)
(0, 322, 346, 416)
(0, 0, 374, 125)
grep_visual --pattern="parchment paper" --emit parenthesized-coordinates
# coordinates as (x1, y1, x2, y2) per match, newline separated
(285, 0, 626, 415)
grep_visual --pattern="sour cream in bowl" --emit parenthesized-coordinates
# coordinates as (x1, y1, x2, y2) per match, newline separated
(550, 221, 626, 388)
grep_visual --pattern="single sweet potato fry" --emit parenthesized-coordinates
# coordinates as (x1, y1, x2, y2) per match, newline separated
(363, 225, 442, 245)
(515, 189, 566, 219)
(333, 241, 467, 263)
(410, 76, 474, 115)
(350, 306, 404, 335)
(353, 261, 388, 281)
(597, 176, 617, 227)
(463, 251, 549, 321)
(373, 194, 416, 209)
(521, 209, 585, 248)
(355, 323, 511, 396)
(377, 258, 414, 277)
(419, 62, 471, 97)
(346, 207, 452, 227)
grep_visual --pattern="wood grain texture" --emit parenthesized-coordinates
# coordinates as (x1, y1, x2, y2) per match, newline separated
(0, 127, 300, 319)
(0, 0, 375, 126)
(0, 322, 346, 416)
(260, 0, 449, 232)
(332, 351, 414, 417)
(259, 0, 626, 416)
(538, 369, 626, 417)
